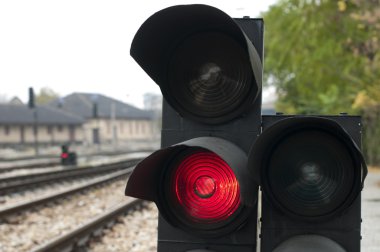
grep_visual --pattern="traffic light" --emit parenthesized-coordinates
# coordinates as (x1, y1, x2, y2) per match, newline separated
(61, 145, 70, 165)
(248, 115, 367, 252)
(125, 4, 263, 251)
(61, 144, 77, 166)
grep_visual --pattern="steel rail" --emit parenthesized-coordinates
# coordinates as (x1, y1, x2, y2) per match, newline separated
(0, 159, 60, 173)
(0, 167, 135, 218)
(30, 198, 142, 252)
(0, 158, 143, 194)
(0, 149, 153, 173)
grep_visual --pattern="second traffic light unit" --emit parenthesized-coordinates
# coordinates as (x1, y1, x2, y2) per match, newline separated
(125, 4, 263, 252)
(249, 115, 367, 252)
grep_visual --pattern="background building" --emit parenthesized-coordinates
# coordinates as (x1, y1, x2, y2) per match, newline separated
(49, 93, 155, 145)
(0, 104, 84, 147)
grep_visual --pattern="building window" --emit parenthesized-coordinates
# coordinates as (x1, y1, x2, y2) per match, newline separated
(120, 121, 124, 133)
(129, 122, 133, 134)
(107, 121, 111, 134)
(138, 121, 143, 134)
(47, 125, 53, 134)
(136, 121, 140, 134)
(141, 122, 146, 134)
(69, 125, 75, 141)
(4, 125, 10, 135)
(57, 125, 63, 132)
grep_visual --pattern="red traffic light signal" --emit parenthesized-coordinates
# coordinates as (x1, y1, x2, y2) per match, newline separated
(126, 137, 255, 237)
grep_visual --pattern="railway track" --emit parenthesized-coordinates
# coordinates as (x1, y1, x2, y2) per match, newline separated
(0, 154, 147, 194)
(0, 163, 148, 252)
(0, 155, 154, 252)
(0, 158, 60, 173)
(30, 198, 142, 252)
(0, 168, 135, 218)
(0, 149, 153, 174)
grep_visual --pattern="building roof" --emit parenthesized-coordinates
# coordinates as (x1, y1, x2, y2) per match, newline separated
(50, 93, 153, 120)
(0, 104, 84, 125)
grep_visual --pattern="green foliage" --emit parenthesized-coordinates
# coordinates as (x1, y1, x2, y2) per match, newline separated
(36, 87, 60, 105)
(263, 0, 380, 114)
(263, 0, 380, 165)
(362, 105, 380, 166)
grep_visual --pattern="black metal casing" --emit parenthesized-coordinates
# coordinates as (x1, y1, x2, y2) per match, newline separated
(156, 18, 264, 252)
(126, 3, 368, 251)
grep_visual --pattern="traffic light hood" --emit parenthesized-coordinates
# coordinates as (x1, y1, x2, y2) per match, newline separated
(273, 235, 346, 252)
(130, 4, 262, 124)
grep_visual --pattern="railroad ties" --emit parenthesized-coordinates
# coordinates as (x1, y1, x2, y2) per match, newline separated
(0, 151, 158, 252)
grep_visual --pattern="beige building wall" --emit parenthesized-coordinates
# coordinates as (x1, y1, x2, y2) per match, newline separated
(0, 125, 84, 144)
(0, 125, 20, 143)
(83, 118, 154, 144)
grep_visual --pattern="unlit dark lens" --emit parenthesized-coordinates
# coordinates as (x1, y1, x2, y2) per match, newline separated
(167, 32, 254, 122)
(266, 129, 355, 217)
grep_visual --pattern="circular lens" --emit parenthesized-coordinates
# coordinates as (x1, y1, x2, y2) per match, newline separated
(166, 149, 241, 226)
(265, 129, 356, 218)
(166, 32, 256, 123)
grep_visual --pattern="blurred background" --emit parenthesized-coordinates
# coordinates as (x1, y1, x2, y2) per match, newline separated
(1, 0, 379, 166)
(0, 0, 379, 251)
(263, 0, 380, 168)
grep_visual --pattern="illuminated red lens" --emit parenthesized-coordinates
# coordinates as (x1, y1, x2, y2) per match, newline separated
(61, 153, 68, 159)
(173, 151, 240, 223)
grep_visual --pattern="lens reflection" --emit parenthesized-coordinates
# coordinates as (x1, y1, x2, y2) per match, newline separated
(300, 162, 322, 185)
(194, 175, 216, 199)
(266, 129, 355, 217)
(198, 63, 222, 86)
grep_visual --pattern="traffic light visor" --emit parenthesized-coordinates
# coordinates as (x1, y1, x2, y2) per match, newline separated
(273, 235, 346, 252)
(130, 4, 262, 124)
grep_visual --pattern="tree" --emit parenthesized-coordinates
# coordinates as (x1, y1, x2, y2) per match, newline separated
(36, 87, 60, 105)
(263, 0, 380, 114)
(263, 0, 380, 165)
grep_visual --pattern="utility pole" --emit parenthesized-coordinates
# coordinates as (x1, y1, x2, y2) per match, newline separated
(29, 87, 39, 156)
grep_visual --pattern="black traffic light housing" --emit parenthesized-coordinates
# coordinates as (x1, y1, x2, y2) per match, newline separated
(61, 144, 77, 166)
(248, 115, 367, 252)
(130, 4, 262, 125)
(126, 4, 264, 251)
(124, 3, 367, 252)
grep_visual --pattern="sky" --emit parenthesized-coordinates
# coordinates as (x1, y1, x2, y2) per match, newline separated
(0, 0, 277, 109)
